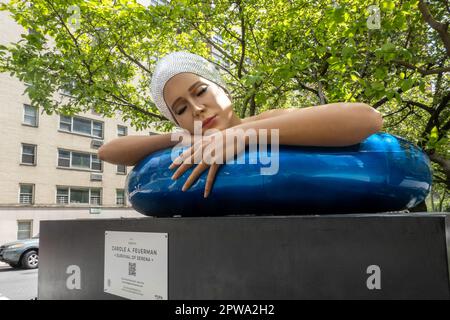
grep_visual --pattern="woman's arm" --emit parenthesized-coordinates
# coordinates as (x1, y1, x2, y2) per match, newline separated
(98, 133, 180, 166)
(235, 103, 383, 147)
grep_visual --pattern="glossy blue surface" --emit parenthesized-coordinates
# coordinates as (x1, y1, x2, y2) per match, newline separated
(126, 133, 432, 217)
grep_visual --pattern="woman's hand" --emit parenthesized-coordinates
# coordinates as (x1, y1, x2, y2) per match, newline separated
(169, 129, 247, 198)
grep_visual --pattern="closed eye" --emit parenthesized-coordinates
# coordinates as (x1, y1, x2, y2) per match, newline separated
(176, 87, 208, 115)
(176, 106, 187, 115)
(197, 87, 207, 96)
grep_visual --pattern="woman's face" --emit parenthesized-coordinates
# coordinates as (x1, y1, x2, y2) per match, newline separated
(163, 72, 235, 135)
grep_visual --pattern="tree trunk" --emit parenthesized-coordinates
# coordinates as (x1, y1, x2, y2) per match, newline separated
(438, 189, 447, 212)
(428, 153, 450, 190)
(249, 91, 257, 116)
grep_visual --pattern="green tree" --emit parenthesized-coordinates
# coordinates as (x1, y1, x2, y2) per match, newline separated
(0, 0, 449, 209)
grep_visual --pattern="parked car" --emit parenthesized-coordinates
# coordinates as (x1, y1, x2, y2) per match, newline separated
(0, 234, 39, 269)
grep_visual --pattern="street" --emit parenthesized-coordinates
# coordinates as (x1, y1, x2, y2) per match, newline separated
(0, 265, 38, 300)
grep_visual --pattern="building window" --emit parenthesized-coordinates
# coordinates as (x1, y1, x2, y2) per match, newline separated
(93, 121, 103, 138)
(21, 144, 36, 165)
(23, 104, 38, 127)
(71, 152, 91, 169)
(91, 154, 102, 171)
(56, 188, 69, 204)
(212, 34, 224, 46)
(59, 115, 103, 139)
(17, 221, 33, 240)
(19, 184, 34, 205)
(60, 80, 76, 97)
(210, 33, 230, 68)
(70, 188, 90, 204)
(57, 150, 70, 167)
(90, 189, 102, 205)
(57, 149, 102, 172)
(211, 47, 229, 67)
(57, 187, 103, 205)
(59, 115, 72, 131)
(150, 0, 167, 6)
(117, 165, 127, 174)
(73, 117, 92, 135)
(118, 125, 128, 137)
(116, 189, 126, 205)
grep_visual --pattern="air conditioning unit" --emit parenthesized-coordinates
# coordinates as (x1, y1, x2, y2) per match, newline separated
(90, 174, 103, 181)
(91, 139, 103, 149)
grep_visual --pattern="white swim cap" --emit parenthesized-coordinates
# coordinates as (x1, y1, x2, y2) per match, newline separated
(150, 51, 229, 125)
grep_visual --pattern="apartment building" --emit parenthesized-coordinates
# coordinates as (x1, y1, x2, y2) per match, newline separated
(0, 9, 154, 245)
(0, 1, 228, 245)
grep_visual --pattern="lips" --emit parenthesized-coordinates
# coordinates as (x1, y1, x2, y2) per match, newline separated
(202, 115, 217, 128)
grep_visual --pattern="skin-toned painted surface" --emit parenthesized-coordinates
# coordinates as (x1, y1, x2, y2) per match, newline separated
(100, 72, 383, 198)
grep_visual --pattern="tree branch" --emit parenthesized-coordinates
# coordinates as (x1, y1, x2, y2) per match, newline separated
(317, 80, 327, 104)
(392, 59, 450, 75)
(383, 104, 410, 117)
(294, 76, 328, 104)
(116, 45, 152, 74)
(441, 118, 450, 132)
(106, 90, 166, 120)
(418, 0, 450, 56)
(384, 108, 414, 127)
(43, 0, 94, 82)
(319, 52, 332, 77)
(403, 100, 434, 113)
(423, 91, 450, 136)
(294, 77, 319, 96)
(190, 21, 247, 74)
(444, 0, 450, 14)
(201, 56, 247, 91)
(221, 24, 241, 42)
(372, 84, 419, 109)
(237, 1, 246, 79)
(428, 152, 450, 174)
(247, 19, 265, 65)
(70, 68, 166, 121)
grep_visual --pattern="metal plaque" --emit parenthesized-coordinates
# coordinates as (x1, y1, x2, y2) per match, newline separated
(104, 231, 168, 300)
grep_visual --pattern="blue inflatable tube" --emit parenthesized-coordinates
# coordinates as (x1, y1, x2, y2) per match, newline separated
(126, 133, 432, 217)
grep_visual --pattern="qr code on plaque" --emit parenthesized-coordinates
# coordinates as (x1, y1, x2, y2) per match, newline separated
(128, 262, 136, 276)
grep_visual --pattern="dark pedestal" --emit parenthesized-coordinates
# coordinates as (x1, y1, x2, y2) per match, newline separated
(38, 213, 450, 299)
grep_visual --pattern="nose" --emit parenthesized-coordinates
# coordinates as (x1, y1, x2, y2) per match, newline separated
(192, 102, 205, 117)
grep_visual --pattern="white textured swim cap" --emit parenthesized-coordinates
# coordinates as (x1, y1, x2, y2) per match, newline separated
(150, 51, 229, 125)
